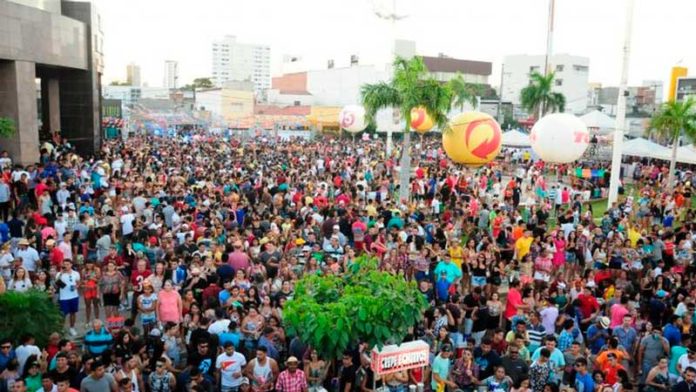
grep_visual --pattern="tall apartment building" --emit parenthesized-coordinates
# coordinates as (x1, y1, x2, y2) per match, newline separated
(126, 62, 141, 86)
(211, 35, 270, 93)
(502, 54, 590, 114)
(164, 60, 178, 89)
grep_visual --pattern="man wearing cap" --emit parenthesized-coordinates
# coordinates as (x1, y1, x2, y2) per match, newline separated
(586, 317, 611, 355)
(14, 238, 39, 273)
(432, 344, 457, 392)
(216, 341, 247, 392)
(275, 356, 307, 392)
(46, 239, 63, 268)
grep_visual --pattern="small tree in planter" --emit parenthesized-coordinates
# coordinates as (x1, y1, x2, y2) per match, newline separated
(0, 117, 16, 139)
(0, 290, 64, 347)
(284, 256, 428, 360)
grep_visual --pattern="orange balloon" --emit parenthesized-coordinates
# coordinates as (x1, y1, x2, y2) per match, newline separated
(442, 112, 502, 166)
(410, 107, 434, 133)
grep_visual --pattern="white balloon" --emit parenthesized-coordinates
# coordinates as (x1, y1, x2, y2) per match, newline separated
(339, 105, 367, 133)
(530, 113, 590, 163)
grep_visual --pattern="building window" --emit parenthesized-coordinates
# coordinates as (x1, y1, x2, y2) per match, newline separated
(555, 79, 563, 86)
(556, 65, 564, 72)
(573, 65, 588, 72)
(529, 66, 540, 73)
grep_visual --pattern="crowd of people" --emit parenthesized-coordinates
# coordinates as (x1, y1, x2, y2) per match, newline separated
(0, 131, 694, 392)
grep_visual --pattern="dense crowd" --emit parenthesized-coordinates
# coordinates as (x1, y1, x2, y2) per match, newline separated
(0, 131, 695, 392)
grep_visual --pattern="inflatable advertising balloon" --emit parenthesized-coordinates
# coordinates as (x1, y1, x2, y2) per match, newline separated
(410, 107, 434, 133)
(339, 105, 367, 133)
(530, 113, 589, 163)
(442, 112, 502, 166)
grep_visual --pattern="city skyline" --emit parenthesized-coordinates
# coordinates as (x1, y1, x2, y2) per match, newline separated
(98, 0, 696, 97)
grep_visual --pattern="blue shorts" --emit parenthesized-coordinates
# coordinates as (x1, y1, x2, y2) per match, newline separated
(59, 297, 79, 315)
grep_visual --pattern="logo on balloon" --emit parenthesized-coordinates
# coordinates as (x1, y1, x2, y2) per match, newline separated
(338, 105, 367, 133)
(341, 113, 355, 128)
(442, 112, 502, 166)
(410, 107, 434, 133)
(465, 118, 502, 160)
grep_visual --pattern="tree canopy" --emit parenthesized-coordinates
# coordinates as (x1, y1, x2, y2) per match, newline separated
(520, 71, 566, 118)
(284, 256, 428, 360)
(648, 98, 696, 187)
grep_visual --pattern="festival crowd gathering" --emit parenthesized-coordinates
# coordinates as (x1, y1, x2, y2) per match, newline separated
(0, 130, 696, 392)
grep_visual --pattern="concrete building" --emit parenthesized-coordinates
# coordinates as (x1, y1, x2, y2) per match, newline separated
(502, 54, 590, 114)
(211, 35, 270, 93)
(590, 81, 663, 116)
(676, 77, 696, 102)
(126, 62, 141, 87)
(164, 60, 178, 89)
(103, 86, 172, 108)
(421, 54, 492, 85)
(195, 81, 255, 123)
(0, 0, 104, 162)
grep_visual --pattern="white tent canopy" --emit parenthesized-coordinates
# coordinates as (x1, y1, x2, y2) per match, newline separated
(621, 138, 696, 164)
(676, 144, 696, 165)
(621, 137, 671, 160)
(502, 130, 531, 147)
(580, 110, 615, 135)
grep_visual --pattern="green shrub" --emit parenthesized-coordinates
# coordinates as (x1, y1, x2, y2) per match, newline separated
(284, 256, 428, 360)
(0, 290, 64, 347)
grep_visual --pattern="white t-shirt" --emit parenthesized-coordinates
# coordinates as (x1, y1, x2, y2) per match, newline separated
(57, 270, 80, 300)
(216, 351, 247, 388)
(208, 319, 231, 336)
(678, 354, 696, 380)
(121, 213, 135, 235)
(15, 344, 41, 374)
(15, 247, 40, 272)
(0, 252, 13, 281)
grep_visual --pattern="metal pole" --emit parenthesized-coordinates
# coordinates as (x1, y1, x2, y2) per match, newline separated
(608, 0, 635, 206)
(497, 64, 505, 123)
(543, 0, 555, 77)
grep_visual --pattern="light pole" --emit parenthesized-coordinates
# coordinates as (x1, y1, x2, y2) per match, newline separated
(607, 0, 635, 207)
(543, 0, 555, 77)
(372, 0, 408, 157)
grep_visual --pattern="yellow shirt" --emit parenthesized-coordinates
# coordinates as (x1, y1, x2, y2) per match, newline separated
(449, 246, 464, 269)
(627, 227, 641, 247)
(515, 236, 534, 260)
(366, 205, 378, 218)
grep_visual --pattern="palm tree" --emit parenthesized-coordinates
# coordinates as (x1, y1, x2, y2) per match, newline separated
(361, 57, 452, 202)
(449, 73, 482, 111)
(648, 98, 696, 189)
(520, 71, 566, 119)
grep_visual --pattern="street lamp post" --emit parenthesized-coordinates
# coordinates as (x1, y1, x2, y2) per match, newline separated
(608, 0, 635, 207)
(372, 0, 408, 157)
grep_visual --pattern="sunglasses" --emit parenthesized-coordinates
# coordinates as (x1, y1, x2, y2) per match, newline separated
(0, 346, 10, 349)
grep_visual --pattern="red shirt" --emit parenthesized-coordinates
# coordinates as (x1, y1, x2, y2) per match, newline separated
(130, 270, 152, 293)
(577, 293, 599, 319)
(35, 182, 48, 197)
(336, 194, 350, 205)
(504, 287, 523, 320)
(49, 247, 64, 267)
(202, 284, 222, 306)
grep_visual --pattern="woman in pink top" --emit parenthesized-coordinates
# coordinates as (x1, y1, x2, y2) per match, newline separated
(552, 231, 566, 269)
(157, 280, 183, 324)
